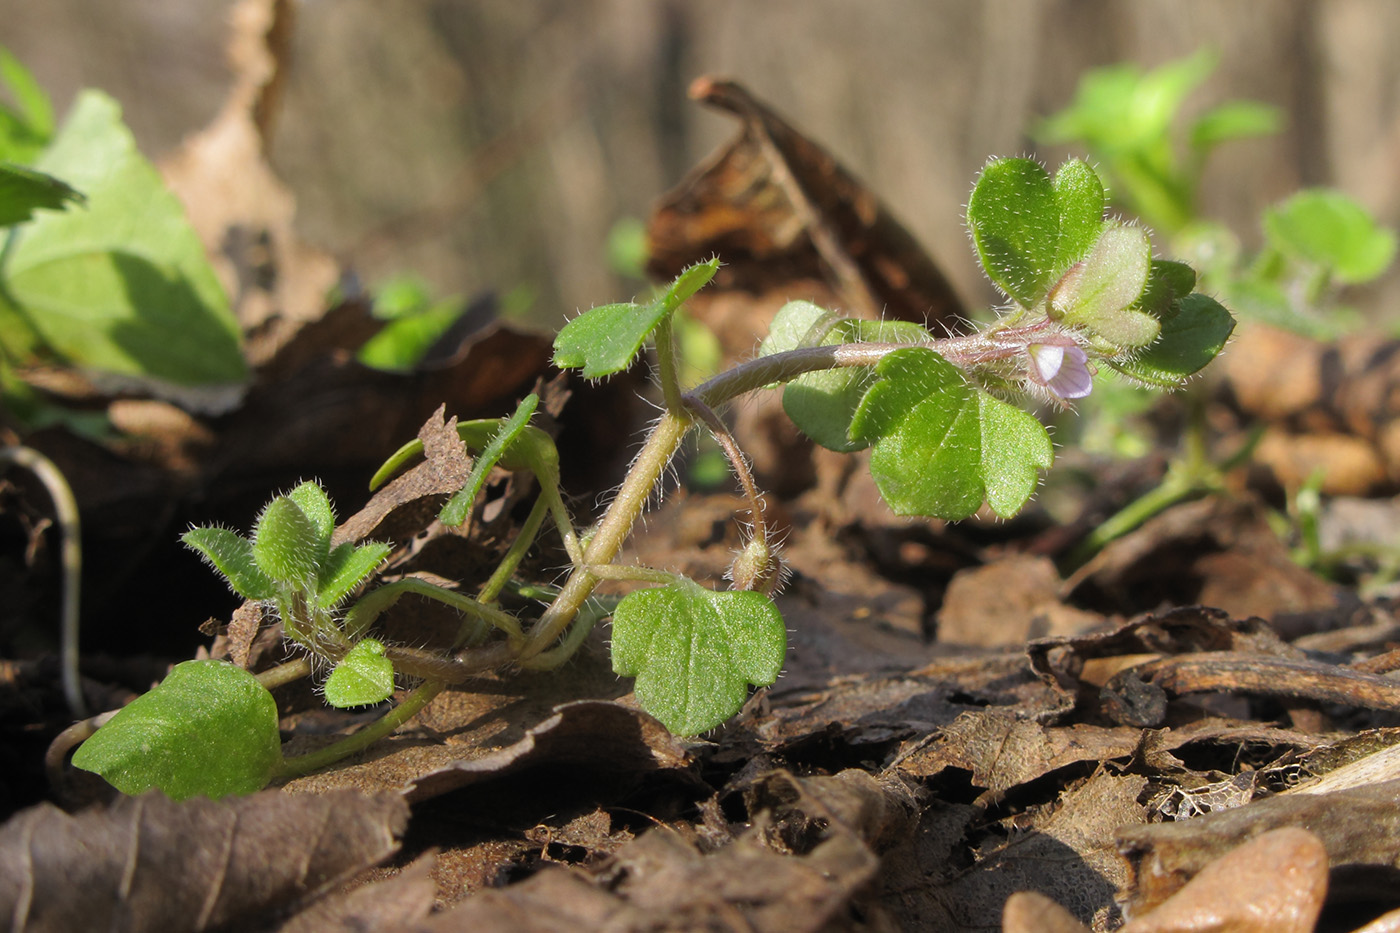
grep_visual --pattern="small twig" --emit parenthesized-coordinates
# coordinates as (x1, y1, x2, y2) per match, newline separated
(1, 445, 86, 718)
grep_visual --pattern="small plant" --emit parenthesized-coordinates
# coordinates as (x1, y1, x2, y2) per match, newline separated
(72, 156, 1235, 799)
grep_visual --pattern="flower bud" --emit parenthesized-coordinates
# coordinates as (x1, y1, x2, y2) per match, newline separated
(727, 533, 786, 596)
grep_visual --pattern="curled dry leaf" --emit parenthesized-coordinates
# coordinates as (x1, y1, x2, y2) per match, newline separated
(1003, 891, 1091, 933)
(0, 789, 407, 933)
(647, 76, 965, 334)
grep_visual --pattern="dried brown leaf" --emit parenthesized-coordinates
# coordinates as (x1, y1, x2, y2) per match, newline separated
(0, 789, 407, 933)
(648, 76, 965, 332)
(1120, 827, 1327, 933)
(1116, 779, 1400, 916)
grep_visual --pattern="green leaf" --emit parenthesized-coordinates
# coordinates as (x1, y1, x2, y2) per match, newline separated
(181, 526, 276, 601)
(1049, 223, 1158, 349)
(323, 638, 395, 708)
(357, 296, 466, 372)
(967, 158, 1061, 306)
(1109, 293, 1236, 387)
(552, 259, 718, 379)
(1133, 259, 1197, 318)
(660, 256, 720, 311)
(318, 541, 391, 607)
(1190, 100, 1282, 151)
(71, 659, 282, 800)
(0, 162, 83, 226)
(1, 91, 246, 389)
(781, 318, 930, 452)
(611, 580, 786, 736)
(757, 299, 845, 358)
(0, 48, 53, 162)
(849, 348, 1053, 519)
(1263, 189, 1397, 284)
(286, 479, 335, 547)
(1052, 159, 1107, 272)
(252, 496, 323, 584)
(440, 393, 539, 527)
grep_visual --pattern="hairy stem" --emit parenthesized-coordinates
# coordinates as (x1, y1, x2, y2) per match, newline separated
(274, 679, 445, 779)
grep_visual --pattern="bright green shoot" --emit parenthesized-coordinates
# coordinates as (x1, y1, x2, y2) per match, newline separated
(73, 156, 1234, 801)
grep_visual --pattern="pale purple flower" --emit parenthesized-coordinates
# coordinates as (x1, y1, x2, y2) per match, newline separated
(1027, 343, 1093, 400)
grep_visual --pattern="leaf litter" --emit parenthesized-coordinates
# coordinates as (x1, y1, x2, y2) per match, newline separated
(9, 4, 1400, 931)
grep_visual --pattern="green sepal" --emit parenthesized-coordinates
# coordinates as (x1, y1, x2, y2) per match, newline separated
(252, 496, 323, 585)
(611, 580, 786, 736)
(968, 158, 1061, 307)
(323, 638, 395, 708)
(71, 659, 282, 800)
(1108, 293, 1235, 387)
(1049, 223, 1158, 349)
(181, 526, 276, 601)
(849, 347, 1053, 519)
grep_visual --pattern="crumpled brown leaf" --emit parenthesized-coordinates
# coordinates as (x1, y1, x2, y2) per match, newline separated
(648, 76, 965, 334)
(0, 789, 407, 933)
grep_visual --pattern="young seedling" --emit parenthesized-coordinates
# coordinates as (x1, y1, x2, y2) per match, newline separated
(73, 156, 1235, 800)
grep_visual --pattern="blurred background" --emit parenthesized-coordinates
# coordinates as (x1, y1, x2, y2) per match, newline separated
(2, 0, 1398, 327)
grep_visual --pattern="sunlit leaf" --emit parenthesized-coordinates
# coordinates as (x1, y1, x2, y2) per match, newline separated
(968, 158, 1060, 306)
(611, 580, 786, 736)
(181, 526, 275, 601)
(1109, 293, 1236, 387)
(252, 496, 322, 585)
(323, 638, 395, 709)
(318, 541, 391, 608)
(1264, 189, 1397, 285)
(1050, 223, 1157, 349)
(0, 162, 83, 226)
(71, 659, 281, 800)
(849, 347, 1053, 519)
(439, 393, 538, 527)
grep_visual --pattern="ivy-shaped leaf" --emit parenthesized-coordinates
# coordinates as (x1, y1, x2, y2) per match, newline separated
(552, 259, 718, 378)
(181, 526, 275, 601)
(1109, 293, 1236, 387)
(71, 659, 282, 800)
(0, 162, 83, 226)
(849, 347, 1053, 519)
(968, 158, 1061, 307)
(323, 638, 395, 708)
(611, 580, 786, 736)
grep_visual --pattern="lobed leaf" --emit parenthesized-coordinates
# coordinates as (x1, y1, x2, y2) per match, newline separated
(1108, 293, 1236, 387)
(71, 659, 282, 800)
(968, 158, 1061, 307)
(323, 638, 395, 708)
(252, 496, 323, 585)
(611, 580, 786, 736)
(181, 526, 276, 601)
(849, 348, 1053, 519)
(0, 162, 83, 227)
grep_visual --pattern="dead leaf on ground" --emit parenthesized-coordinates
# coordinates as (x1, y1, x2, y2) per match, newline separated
(0, 789, 407, 933)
